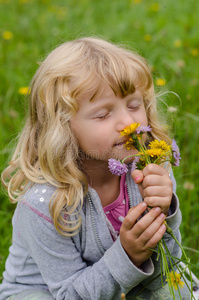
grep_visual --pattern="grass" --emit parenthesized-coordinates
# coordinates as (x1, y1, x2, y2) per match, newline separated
(0, 0, 199, 284)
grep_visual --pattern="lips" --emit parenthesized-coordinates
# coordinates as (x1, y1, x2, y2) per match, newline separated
(114, 141, 126, 147)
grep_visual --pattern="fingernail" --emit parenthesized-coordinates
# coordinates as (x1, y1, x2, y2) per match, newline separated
(135, 176, 140, 182)
(161, 224, 166, 231)
(161, 213, 166, 219)
(142, 202, 147, 208)
(155, 207, 161, 213)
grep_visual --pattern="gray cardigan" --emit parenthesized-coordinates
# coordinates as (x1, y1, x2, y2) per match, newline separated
(0, 170, 181, 300)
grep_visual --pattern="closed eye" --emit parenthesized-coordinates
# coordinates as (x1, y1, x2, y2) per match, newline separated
(96, 112, 110, 120)
(128, 105, 140, 111)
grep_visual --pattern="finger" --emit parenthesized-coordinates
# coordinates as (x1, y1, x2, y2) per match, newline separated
(132, 207, 162, 237)
(144, 196, 171, 206)
(143, 186, 172, 198)
(144, 196, 171, 214)
(122, 202, 147, 230)
(139, 212, 166, 244)
(142, 174, 171, 189)
(145, 224, 166, 249)
(131, 169, 144, 184)
(143, 164, 168, 177)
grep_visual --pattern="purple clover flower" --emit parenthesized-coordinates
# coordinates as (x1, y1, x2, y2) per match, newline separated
(171, 139, 181, 166)
(108, 159, 128, 176)
(135, 125, 152, 134)
(131, 156, 140, 172)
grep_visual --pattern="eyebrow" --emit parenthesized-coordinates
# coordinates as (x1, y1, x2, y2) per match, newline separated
(86, 103, 112, 115)
(86, 95, 143, 115)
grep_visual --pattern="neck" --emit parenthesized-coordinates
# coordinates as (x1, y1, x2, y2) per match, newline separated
(81, 159, 121, 207)
(79, 158, 119, 189)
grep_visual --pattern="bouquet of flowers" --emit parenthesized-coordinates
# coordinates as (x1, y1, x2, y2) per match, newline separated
(108, 123, 195, 300)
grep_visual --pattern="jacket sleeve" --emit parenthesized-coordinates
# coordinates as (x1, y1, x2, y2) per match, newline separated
(18, 191, 155, 300)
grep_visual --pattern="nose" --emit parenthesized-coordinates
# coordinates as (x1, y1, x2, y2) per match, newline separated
(115, 109, 133, 132)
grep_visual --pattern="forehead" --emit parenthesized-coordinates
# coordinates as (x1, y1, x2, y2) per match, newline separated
(77, 79, 135, 103)
(76, 84, 143, 110)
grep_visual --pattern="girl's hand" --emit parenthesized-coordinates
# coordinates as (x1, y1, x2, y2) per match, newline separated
(131, 164, 173, 215)
(120, 202, 166, 267)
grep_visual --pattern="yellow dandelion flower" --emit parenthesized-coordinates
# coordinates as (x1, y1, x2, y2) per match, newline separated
(144, 34, 152, 42)
(133, 0, 142, 3)
(120, 123, 140, 137)
(124, 138, 134, 150)
(167, 271, 185, 290)
(155, 78, 166, 87)
(149, 140, 171, 152)
(18, 87, 30, 95)
(174, 39, 182, 48)
(3, 31, 13, 40)
(191, 48, 199, 57)
(144, 148, 166, 158)
(150, 3, 160, 12)
(120, 293, 126, 299)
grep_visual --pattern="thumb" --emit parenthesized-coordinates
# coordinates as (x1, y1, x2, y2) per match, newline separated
(131, 169, 143, 184)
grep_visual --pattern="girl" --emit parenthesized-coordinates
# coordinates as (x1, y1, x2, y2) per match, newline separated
(0, 37, 189, 300)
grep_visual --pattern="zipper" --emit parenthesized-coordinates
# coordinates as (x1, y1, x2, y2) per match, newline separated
(126, 171, 134, 209)
(126, 182, 133, 209)
(87, 173, 133, 255)
(87, 192, 106, 254)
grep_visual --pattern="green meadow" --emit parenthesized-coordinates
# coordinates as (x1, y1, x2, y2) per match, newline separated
(0, 0, 199, 284)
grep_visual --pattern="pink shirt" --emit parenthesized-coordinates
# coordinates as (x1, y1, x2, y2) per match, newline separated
(103, 174, 129, 236)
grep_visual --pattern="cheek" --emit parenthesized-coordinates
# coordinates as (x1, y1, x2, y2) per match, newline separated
(76, 134, 101, 152)
(139, 111, 148, 127)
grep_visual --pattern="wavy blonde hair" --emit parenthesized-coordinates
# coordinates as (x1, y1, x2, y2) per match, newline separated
(1, 37, 171, 236)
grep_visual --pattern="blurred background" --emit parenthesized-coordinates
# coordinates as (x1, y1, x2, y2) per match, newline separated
(0, 0, 199, 280)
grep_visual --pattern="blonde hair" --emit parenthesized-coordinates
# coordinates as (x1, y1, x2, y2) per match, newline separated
(1, 37, 171, 236)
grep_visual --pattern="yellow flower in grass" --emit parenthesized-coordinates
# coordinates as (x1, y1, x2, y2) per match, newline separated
(120, 123, 140, 137)
(174, 39, 182, 48)
(149, 140, 171, 153)
(191, 48, 199, 57)
(150, 3, 160, 12)
(144, 34, 152, 42)
(18, 86, 30, 95)
(155, 78, 166, 87)
(3, 31, 13, 40)
(167, 271, 185, 290)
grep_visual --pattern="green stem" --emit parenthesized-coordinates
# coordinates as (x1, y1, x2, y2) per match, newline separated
(141, 136, 148, 151)
(153, 151, 171, 164)
(137, 139, 151, 165)
(176, 263, 197, 300)
(162, 238, 182, 300)
(121, 154, 139, 164)
(165, 223, 194, 299)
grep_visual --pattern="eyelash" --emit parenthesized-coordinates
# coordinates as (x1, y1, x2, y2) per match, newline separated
(97, 113, 110, 120)
(128, 105, 140, 110)
(96, 104, 140, 119)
